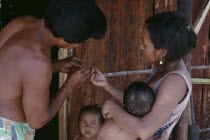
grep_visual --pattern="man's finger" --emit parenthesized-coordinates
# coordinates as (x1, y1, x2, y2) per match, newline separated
(72, 56, 83, 62)
(80, 67, 88, 73)
(70, 61, 83, 68)
(83, 72, 91, 81)
(82, 68, 91, 75)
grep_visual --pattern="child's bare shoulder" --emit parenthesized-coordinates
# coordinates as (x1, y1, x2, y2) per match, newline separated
(74, 135, 80, 140)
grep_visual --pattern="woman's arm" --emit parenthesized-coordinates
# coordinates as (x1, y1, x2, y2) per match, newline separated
(91, 68, 123, 103)
(103, 73, 188, 139)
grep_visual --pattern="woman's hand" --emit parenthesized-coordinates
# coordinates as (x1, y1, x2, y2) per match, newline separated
(91, 69, 123, 103)
(90, 68, 109, 88)
(52, 56, 83, 73)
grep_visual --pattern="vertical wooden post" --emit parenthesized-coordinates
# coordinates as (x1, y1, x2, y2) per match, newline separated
(59, 48, 74, 140)
(58, 49, 68, 140)
(173, 0, 193, 140)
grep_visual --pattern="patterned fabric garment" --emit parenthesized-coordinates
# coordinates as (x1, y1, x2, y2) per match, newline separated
(153, 121, 175, 139)
(0, 116, 35, 140)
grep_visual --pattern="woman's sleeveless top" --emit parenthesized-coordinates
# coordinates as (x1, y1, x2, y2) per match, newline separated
(149, 70, 192, 139)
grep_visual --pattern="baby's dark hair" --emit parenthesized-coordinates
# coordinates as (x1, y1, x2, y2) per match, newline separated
(123, 81, 155, 117)
(78, 104, 104, 125)
(145, 11, 197, 62)
(44, 0, 107, 43)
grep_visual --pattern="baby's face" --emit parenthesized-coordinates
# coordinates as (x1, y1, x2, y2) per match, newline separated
(79, 112, 101, 138)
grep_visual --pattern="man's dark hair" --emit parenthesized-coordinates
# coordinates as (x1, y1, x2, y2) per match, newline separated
(145, 11, 197, 62)
(44, 0, 107, 43)
(123, 81, 155, 117)
(78, 104, 104, 125)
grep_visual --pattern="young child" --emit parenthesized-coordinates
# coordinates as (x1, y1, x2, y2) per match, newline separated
(95, 81, 155, 140)
(74, 104, 105, 140)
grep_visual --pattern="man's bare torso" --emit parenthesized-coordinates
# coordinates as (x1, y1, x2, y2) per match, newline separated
(97, 119, 138, 140)
(0, 16, 51, 122)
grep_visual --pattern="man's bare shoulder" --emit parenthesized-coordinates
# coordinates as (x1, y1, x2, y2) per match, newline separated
(7, 15, 36, 27)
(0, 15, 38, 48)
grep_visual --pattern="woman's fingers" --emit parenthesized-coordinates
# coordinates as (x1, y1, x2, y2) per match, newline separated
(94, 68, 103, 75)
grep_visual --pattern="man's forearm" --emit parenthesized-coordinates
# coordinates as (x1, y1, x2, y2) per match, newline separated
(45, 82, 73, 126)
(52, 61, 59, 73)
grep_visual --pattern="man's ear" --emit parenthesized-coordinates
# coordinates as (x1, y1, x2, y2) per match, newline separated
(56, 37, 65, 43)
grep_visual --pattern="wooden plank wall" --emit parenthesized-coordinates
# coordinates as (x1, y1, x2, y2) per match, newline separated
(64, 0, 210, 139)
(68, 0, 153, 139)
(155, 0, 177, 14)
(191, 0, 210, 138)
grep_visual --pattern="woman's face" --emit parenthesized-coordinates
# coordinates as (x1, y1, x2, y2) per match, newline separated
(140, 27, 162, 65)
(79, 112, 101, 138)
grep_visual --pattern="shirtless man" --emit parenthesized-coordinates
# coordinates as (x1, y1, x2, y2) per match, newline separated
(0, 0, 106, 139)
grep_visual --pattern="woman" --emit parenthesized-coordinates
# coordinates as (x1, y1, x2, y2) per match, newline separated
(91, 12, 197, 140)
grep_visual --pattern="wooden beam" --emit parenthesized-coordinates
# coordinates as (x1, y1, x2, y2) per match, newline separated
(58, 49, 68, 140)
(175, 0, 193, 140)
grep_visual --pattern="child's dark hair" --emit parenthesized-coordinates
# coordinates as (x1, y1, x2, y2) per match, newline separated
(78, 104, 104, 125)
(123, 81, 155, 117)
(44, 0, 107, 43)
(145, 11, 197, 62)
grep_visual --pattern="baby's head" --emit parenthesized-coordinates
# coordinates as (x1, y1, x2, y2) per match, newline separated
(123, 81, 155, 117)
(78, 104, 104, 138)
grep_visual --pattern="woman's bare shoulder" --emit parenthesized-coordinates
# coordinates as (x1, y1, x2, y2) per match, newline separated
(155, 72, 188, 107)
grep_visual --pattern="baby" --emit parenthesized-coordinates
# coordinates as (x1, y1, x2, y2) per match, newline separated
(74, 104, 104, 140)
(96, 81, 155, 140)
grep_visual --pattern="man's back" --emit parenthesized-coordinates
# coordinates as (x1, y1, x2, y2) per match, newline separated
(97, 119, 138, 140)
(0, 16, 49, 123)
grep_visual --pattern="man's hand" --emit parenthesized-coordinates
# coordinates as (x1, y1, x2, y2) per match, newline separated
(90, 68, 109, 88)
(67, 67, 91, 90)
(52, 57, 83, 73)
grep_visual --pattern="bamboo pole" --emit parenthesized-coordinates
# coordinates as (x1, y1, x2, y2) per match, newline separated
(104, 65, 210, 77)
(193, 0, 210, 34)
(192, 78, 210, 85)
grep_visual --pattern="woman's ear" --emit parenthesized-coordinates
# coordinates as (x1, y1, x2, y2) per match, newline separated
(160, 48, 167, 58)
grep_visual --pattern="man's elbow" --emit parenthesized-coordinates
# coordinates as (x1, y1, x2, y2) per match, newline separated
(28, 123, 44, 129)
(27, 116, 49, 129)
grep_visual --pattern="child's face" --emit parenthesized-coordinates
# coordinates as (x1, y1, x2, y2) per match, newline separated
(79, 112, 101, 138)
